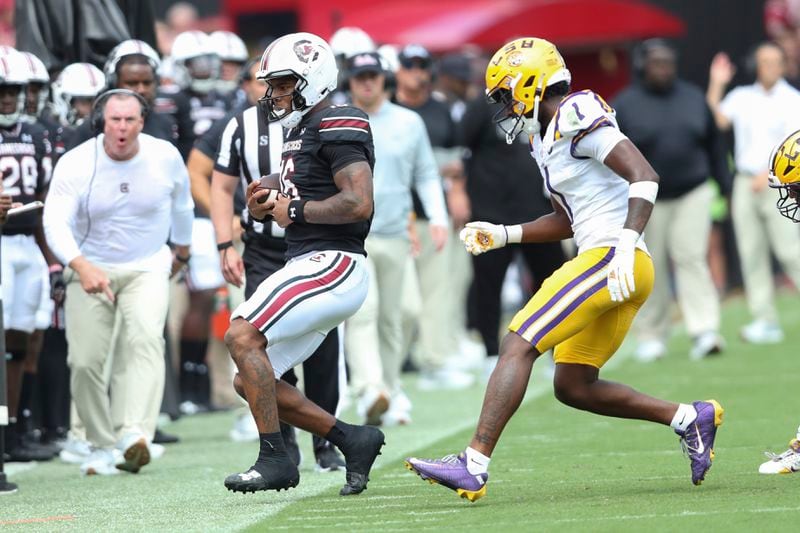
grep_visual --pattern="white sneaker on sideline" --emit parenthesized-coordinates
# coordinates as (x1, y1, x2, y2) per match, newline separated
(230, 412, 259, 442)
(634, 339, 667, 362)
(59, 436, 91, 464)
(116, 433, 151, 474)
(740, 320, 784, 344)
(759, 439, 800, 474)
(382, 389, 412, 427)
(80, 448, 121, 476)
(149, 443, 165, 460)
(446, 337, 487, 371)
(356, 388, 390, 426)
(690, 332, 725, 360)
(418, 368, 475, 391)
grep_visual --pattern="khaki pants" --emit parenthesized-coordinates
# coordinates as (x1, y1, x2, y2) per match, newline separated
(345, 235, 409, 394)
(636, 182, 720, 341)
(66, 267, 169, 448)
(410, 220, 453, 371)
(732, 173, 800, 322)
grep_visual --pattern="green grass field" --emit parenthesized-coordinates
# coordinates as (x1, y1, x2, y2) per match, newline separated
(2, 293, 799, 532)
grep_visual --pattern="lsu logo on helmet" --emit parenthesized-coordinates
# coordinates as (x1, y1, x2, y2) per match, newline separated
(768, 129, 800, 222)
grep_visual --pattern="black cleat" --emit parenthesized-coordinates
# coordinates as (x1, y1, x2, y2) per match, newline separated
(339, 426, 385, 496)
(315, 444, 345, 472)
(224, 461, 300, 494)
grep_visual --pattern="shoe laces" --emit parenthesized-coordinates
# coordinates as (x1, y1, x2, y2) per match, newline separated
(678, 429, 700, 458)
(440, 453, 462, 465)
(764, 439, 800, 462)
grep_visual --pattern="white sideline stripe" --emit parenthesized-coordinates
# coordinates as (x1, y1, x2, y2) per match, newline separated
(238, 347, 635, 529)
(550, 506, 800, 524)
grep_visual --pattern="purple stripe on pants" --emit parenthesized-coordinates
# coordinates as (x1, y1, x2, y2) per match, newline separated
(531, 278, 608, 347)
(516, 248, 614, 337)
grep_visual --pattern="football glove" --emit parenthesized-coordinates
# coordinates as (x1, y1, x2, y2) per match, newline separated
(459, 221, 507, 256)
(607, 229, 639, 302)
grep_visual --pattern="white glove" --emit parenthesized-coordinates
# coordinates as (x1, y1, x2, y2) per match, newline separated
(607, 229, 639, 302)
(459, 221, 507, 256)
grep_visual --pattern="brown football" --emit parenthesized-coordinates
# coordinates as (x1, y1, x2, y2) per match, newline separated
(254, 176, 281, 204)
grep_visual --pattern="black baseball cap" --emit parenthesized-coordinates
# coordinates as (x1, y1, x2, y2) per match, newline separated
(398, 44, 432, 69)
(347, 52, 384, 77)
(439, 53, 471, 82)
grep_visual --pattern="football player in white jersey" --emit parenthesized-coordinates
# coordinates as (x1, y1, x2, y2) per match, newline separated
(757, 129, 800, 475)
(406, 38, 723, 501)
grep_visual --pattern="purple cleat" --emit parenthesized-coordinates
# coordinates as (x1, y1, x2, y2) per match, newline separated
(405, 452, 488, 502)
(676, 399, 724, 485)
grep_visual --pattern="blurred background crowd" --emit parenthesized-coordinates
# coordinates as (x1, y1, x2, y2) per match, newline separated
(2, 0, 799, 475)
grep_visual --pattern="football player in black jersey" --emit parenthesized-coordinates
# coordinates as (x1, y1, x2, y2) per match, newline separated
(207, 58, 347, 471)
(222, 32, 384, 497)
(1, 49, 58, 462)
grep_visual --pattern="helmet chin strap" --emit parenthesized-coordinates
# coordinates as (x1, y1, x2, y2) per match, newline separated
(505, 76, 544, 144)
(524, 77, 545, 137)
(280, 110, 303, 129)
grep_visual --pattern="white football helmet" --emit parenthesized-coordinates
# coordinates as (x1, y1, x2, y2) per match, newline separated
(18, 52, 50, 120)
(51, 63, 106, 126)
(104, 39, 161, 88)
(256, 32, 338, 129)
(329, 27, 375, 59)
(0, 49, 29, 127)
(171, 30, 220, 94)
(211, 31, 248, 63)
(210, 30, 248, 92)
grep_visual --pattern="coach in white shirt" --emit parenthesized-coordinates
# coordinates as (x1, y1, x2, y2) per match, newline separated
(44, 90, 194, 475)
(707, 42, 800, 345)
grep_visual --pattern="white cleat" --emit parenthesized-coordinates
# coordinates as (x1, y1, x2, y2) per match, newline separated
(230, 412, 259, 442)
(417, 368, 475, 391)
(740, 320, 784, 345)
(759, 439, 800, 474)
(690, 332, 725, 360)
(80, 448, 122, 476)
(634, 339, 667, 362)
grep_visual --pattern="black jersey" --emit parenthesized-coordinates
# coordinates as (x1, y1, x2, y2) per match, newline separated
(212, 104, 286, 263)
(1, 122, 51, 235)
(37, 114, 69, 185)
(279, 104, 375, 259)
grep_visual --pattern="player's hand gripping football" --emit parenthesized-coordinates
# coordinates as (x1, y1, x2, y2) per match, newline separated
(246, 178, 282, 221)
(459, 221, 507, 255)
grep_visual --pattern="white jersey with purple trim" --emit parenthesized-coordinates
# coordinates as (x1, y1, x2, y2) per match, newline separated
(531, 90, 647, 254)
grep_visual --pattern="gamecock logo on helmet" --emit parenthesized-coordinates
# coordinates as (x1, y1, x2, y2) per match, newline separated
(293, 40, 319, 63)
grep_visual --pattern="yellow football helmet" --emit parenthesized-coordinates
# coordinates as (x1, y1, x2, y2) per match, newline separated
(769, 128, 800, 222)
(485, 37, 571, 143)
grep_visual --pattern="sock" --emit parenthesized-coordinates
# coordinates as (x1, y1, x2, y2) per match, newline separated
(324, 419, 354, 449)
(670, 403, 698, 433)
(179, 340, 207, 404)
(465, 446, 491, 475)
(256, 431, 289, 465)
(18, 372, 36, 433)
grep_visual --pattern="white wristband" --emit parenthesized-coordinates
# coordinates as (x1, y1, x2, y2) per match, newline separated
(617, 228, 640, 252)
(505, 224, 523, 244)
(628, 181, 659, 204)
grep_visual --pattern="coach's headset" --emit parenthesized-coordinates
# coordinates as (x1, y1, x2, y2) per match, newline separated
(90, 88, 149, 135)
